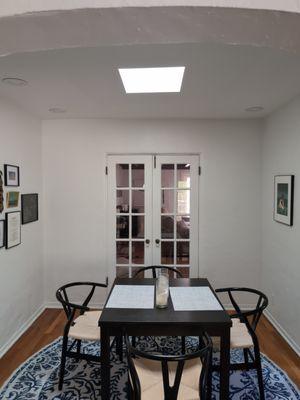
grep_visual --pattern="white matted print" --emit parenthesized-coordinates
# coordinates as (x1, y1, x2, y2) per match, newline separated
(4, 164, 20, 187)
(6, 211, 21, 249)
(274, 175, 294, 226)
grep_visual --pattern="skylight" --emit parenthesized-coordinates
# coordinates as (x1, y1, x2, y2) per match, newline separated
(118, 67, 185, 93)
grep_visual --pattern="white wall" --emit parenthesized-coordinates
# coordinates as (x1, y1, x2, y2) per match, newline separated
(42, 118, 262, 306)
(0, 97, 42, 356)
(262, 96, 300, 352)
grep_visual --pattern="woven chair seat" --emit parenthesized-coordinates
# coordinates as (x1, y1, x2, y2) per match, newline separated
(69, 310, 102, 341)
(212, 318, 253, 350)
(133, 356, 202, 400)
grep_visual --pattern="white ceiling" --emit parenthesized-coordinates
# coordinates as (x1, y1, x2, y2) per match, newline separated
(1, 43, 300, 119)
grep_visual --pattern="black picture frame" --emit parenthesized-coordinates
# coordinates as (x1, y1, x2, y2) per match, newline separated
(21, 193, 39, 224)
(4, 164, 20, 187)
(5, 211, 21, 249)
(274, 175, 294, 226)
(0, 220, 4, 249)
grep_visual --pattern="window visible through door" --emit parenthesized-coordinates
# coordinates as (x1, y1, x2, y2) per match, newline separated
(107, 154, 199, 283)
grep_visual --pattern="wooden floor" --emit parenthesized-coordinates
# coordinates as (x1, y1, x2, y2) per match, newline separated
(0, 308, 299, 389)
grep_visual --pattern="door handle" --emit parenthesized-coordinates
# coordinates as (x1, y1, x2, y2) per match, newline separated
(155, 239, 160, 246)
(145, 239, 150, 246)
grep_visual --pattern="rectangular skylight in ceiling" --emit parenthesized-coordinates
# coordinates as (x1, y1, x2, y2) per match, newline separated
(118, 66, 185, 93)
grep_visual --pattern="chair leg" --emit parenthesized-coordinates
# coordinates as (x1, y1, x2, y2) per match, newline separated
(58, 335, 68, 390)
(132, 336, 136, 347)
(254, 346, 265, 400)
(77, 339, 81, 354)
(181, 336, 186, 353)
(243, 348, 249, 370)
(206, 364, 212, 400)
(116, 335, 123, 361)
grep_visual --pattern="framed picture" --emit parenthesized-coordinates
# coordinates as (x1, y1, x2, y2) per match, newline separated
(0, 169, 3, 214)
(21, 193, 39, 224)
(6, 211, 21, 249)
(6, 191, 20, 208)
(0, 220, 4, 248)
(4, 164, 20, 187)
(274, 175, 294, 226)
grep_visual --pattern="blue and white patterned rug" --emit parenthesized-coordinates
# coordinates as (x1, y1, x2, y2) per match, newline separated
(0, 336, 299, 399)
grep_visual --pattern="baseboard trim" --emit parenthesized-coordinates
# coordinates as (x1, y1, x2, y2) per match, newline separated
(0, 304, 45, 359)
(44, 301, 105, 309)
(264, 310, 300, 357)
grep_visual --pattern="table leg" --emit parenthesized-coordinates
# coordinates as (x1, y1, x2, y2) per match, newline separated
(219, 328, 230, 400)
(101, 327, 110, 400)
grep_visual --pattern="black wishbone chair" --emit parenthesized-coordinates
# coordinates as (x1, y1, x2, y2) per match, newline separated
(125, 332, 212, 400)
(133, 266, 187, 353)
(56, 281, 117, 390)
(133, 266, 183, 279)
(214, 287, 269, 400)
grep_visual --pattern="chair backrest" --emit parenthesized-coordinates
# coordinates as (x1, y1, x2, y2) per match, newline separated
(125, 333, 212, 400)
(133, 265, 183, 279)
(215, 287, 268, 332)
(56, 281, 107, 320)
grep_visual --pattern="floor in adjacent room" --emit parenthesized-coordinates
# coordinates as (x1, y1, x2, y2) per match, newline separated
(0, 308, 299, 388)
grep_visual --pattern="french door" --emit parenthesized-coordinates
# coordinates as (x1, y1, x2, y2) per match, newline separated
(107, 154, 199, 284)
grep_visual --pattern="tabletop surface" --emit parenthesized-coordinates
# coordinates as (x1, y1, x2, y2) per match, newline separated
(99, 278, 232, 327)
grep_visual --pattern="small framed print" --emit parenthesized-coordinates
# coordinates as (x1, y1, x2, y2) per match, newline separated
(0, 169, 4, 214)
(6, 211, 21, 249)
(274, 175, 294, 226)
(21, 193, 39, 224)
(4, 164, 20, 187)
(6, 191, 20, 208)
(0, 220, 4, 248)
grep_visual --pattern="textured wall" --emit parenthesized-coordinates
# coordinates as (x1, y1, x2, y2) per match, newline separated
(0, 97, 42, 356)
(262, 96, 300, 352)
(42, 118, 262, 307)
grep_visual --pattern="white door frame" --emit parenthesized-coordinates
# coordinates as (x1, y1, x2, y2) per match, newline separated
(106, 153, 200, 285)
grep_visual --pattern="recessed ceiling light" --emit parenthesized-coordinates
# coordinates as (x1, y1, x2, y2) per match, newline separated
(245, 106, 264, 112)
(1, 77, 28, 86)
(48, 107, 66, 113)
(118, 67, 185, 93)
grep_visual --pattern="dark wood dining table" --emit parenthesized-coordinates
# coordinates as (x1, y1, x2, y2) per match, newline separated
(99, 277, 232, 399)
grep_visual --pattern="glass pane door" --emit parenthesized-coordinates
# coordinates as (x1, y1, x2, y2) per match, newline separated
(154, 155, 199, 278)
(107, 154, 199, 283)
(107, 155, 153, 283)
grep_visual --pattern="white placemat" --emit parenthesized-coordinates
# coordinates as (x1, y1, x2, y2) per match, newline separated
(170, 286, 223, 311)
(105, 285, 154, 309)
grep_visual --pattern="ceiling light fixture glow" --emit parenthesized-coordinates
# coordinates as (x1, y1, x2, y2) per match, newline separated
(2, 77, 28, 86)
(118, 67, 185, 93)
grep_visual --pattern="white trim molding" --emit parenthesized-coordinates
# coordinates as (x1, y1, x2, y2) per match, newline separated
(0, 305, 45, 359)
(44, 301, 105, 309)
(264, 310, 300, 357)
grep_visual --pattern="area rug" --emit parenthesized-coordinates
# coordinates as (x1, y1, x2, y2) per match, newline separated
(0, 336, 299, 399)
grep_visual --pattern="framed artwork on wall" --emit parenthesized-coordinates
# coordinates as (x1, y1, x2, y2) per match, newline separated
(0, 169, 3, 214)
(0, 220, 4, 248)
(6, 211, 21, 249)
(4, 164, 20, 187)
(274, 175, 294, 226)
(21, 193, 39, 224)
(6, 191, 20, 208)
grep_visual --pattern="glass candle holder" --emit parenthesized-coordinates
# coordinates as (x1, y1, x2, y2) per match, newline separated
(155, 269, 169, 308)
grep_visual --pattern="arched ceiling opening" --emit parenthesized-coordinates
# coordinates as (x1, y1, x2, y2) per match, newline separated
(0, 5, 300, 119)
(1, 6, 300, 57)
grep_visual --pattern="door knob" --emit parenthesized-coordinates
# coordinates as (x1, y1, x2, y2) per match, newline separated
(145, 239, 150, 245)
(155, 239, 160, 246)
